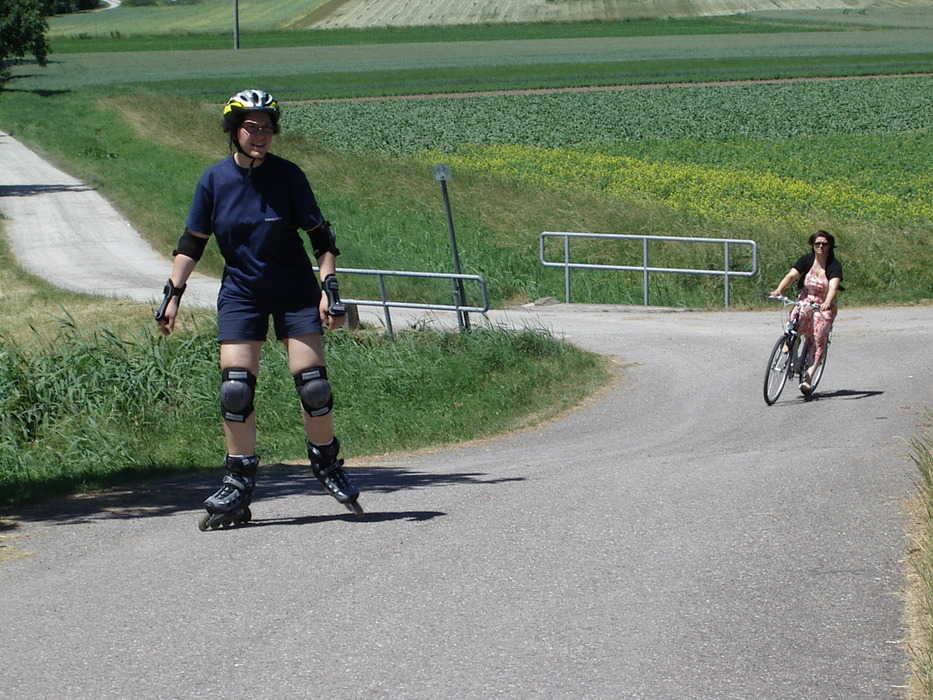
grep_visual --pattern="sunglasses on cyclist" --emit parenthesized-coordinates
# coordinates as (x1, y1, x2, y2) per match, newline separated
(813, 241, 830, 247)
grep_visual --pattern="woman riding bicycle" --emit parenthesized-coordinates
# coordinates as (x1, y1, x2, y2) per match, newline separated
(770, 230, 843, 395)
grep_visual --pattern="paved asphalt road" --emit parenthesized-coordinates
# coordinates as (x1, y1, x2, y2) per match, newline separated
(1, 131, 931, 698)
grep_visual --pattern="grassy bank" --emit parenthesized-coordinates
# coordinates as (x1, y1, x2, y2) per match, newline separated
(907, 421, 933, 699)
(0, 299, 609, 507)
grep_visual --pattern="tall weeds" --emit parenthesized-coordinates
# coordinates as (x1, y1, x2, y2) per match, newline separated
(0, 322, 219, 504)
(0, 321, 608, 506)
(908, 428, 933, 699)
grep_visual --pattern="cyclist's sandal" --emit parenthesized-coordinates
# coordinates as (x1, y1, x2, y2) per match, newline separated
(799, 381, 812, 395)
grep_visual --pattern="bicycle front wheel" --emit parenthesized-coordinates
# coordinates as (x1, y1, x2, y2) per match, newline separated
(764, 334, 792, 405)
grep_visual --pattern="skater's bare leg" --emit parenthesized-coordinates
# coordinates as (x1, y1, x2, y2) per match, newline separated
(287, 333, 361, 511)
(286, 333, 333, 444)
(196, 340, 263, 530)
(220, 340, 262, 454)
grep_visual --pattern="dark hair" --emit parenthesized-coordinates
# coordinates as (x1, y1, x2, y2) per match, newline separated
(808, 229, 835, 252)
(222, 109, 280, 151)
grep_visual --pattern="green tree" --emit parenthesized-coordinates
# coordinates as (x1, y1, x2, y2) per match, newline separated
(0, 0, 51, 81)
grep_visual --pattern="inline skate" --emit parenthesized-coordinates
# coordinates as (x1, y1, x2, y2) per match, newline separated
(198, 454, 258, 531)
(308, 438, 364, 518)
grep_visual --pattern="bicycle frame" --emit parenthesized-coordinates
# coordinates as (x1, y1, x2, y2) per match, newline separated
(763, 296, 828, 405)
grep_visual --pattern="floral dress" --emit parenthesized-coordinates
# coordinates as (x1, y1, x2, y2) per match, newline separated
(794, 265, 836, 369)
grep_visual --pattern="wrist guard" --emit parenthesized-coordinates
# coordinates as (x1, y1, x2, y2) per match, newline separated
(322, 274, 346, 317)
(154, 279, 186, 321)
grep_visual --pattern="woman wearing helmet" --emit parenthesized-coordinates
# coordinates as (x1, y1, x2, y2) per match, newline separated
(157, 88, 362, 528)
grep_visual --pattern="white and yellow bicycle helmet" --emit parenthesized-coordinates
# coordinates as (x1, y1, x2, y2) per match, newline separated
(223, 89, 280, 116)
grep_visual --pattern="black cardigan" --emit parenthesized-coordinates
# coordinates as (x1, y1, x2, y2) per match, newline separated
(792, 252, 843, 290)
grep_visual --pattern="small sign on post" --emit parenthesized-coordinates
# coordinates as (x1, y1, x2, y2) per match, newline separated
(434, 164, 469, 332)
(433, 163, 451, 182)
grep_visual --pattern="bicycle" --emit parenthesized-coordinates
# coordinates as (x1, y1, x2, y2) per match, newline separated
(763, 295, 832, 405)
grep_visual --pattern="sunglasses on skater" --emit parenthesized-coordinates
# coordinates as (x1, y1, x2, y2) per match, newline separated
(241, 121, 274, 135)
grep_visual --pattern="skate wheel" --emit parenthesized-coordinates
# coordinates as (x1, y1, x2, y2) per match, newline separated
(241, 506, 252, 524)
(346, 501, 365, 519)
(198, 513, 211, 532)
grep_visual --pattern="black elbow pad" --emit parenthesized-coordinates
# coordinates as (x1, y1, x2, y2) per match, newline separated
(307, 220, 340, 260)
(173, 229, 209, 261)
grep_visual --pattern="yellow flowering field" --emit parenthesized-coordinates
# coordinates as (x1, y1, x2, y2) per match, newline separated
(424, 143, 933, 226)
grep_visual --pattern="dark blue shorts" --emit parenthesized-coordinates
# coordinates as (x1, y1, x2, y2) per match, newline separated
(217, 295, 322, 341)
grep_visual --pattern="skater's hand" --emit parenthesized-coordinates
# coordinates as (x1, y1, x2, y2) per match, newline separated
(319, 295, 346, 331)
(157, 298, 180, 336)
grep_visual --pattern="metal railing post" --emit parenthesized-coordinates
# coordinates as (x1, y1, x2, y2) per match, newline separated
(642, 238, 650, 306)
(724, 241, 731, 307)
(377, 274, 393, 338)
(564, 234, 572, 303)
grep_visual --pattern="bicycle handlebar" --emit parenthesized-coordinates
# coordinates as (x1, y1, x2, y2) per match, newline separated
(768, 295, 821, 309)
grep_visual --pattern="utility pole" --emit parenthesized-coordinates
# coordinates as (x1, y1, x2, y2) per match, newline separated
(233, 0, 240, 49)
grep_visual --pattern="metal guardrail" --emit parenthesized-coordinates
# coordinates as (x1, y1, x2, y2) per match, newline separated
(333, 266, 489, 338)
(540, 232, 758, 307)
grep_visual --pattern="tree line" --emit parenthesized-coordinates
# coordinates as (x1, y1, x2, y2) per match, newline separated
(0, 0, 97, 82)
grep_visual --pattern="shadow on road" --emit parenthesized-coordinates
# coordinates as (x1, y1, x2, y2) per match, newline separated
(0, 183, 92, 197)
(1, 461, 524, 528)
(247, 509, 447, 528)
(809, 388, 885, 401)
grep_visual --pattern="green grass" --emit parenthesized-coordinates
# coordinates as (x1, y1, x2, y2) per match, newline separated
(48, 16, 851, 50)
(0, 314, 608, 507)
(21, 51, 933, 97)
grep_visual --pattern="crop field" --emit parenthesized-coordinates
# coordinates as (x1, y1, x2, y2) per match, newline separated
(285, 76, 933, 230)
(47, 0, 331, 37)
(27, 26, 933, 93)
(49, 0, 933, 39)
(310, 0, 896, 28)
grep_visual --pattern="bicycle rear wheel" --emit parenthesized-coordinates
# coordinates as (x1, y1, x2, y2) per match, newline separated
(763, 333, 793, 405)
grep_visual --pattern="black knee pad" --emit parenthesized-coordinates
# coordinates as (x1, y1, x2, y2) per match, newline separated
(294, 366, 333, 417)
(220, 368, 256, 422)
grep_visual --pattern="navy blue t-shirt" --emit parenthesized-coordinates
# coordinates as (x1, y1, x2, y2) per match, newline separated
(186, 153, 325, 302)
